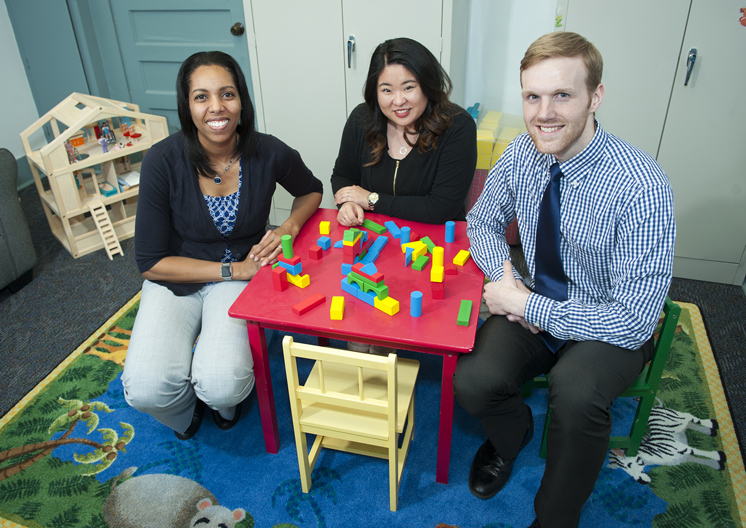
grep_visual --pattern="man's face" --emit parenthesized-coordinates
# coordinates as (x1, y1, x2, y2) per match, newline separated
(521, 56, 603, 162)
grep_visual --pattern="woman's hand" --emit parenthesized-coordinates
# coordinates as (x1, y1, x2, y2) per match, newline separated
(337, 201, 365, 226)
(248, 227, 288, 267)
(334, 185, 370, 210)
(232, 256, 262, 281)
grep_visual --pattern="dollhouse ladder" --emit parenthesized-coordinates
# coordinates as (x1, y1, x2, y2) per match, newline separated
(88, 200, 124, 260)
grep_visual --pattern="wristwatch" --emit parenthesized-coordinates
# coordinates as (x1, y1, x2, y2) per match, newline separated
(220, 262, 233, 281)
(367, 192, 380, 211)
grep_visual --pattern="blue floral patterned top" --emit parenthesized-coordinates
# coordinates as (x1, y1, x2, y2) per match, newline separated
(203, 161, 242, 263)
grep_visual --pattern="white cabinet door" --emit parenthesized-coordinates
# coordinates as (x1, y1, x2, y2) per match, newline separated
(563, 0, 690, 158)
(656, 0, 746, 284)
(341, 1, 445, 113)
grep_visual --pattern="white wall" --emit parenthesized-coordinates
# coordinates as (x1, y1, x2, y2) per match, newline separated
(464, 0, 557, 117)
(1, 1, 40, 158)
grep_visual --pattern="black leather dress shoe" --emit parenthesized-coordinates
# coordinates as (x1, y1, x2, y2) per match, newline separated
(174, 399, 205, 440)
(468, 407, 534, 499)
(212, 401, 242, 431)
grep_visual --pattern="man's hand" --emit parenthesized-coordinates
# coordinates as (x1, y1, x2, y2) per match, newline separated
(484, 261, 539, 333)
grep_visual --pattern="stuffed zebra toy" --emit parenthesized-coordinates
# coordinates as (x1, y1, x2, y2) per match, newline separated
(607, 405, 726, 484)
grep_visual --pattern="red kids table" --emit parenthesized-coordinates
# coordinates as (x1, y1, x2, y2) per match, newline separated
(229, 208, 484, 484)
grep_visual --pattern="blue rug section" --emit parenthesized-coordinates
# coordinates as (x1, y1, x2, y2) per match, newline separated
(52, 330, 667, 528)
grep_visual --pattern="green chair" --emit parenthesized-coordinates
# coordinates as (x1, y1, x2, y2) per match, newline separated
(521, 297, 681, 458)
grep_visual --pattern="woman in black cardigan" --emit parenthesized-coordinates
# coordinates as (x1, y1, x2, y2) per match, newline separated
(122, 51, 322, 440)
(331, 37, 477, 226)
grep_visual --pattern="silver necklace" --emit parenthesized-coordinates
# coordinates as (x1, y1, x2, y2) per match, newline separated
(396, 133, 409, 155)
(214, 158, 234, 185)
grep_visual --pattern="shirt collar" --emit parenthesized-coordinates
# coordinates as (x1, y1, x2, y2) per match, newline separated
(549, 119, 607, 184)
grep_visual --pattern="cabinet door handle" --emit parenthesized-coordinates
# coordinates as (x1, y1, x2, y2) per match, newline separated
(347, 35, 356, 68)
(684, 48, 697, 86)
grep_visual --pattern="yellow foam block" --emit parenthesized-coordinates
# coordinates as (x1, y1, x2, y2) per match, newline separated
(430, 265, 444, 283)
(476, 129, 494, 142)
(374, 295, 399, 316)
(432, 246, 444, 268)
(401, 241, 427, 259)
(287, 273, 310, 288)
(330, 295, 344, 320)
(453, 249, 471, 266)
(319, 221, 330, 235)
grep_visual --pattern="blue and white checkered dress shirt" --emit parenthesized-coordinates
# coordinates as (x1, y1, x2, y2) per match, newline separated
(467, 122, 676, 350)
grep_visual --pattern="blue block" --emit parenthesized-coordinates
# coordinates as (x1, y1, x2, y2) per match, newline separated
(385, 220, 401, 238)
(340, 277, 375, 306)
(445, 221, 455, 243)
(405, 247, 413, 267)
(317, 236, 331, 250)
(360, 263, 378, 275)
(401, 226, 410, 245)
(410, 291, 423, 317)
(341, 263, 352, 275)
(278, 261, 302, 275)
(334, 240, 344, 248)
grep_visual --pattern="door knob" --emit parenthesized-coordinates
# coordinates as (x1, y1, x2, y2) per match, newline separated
(347, 35, 356, 68)
(684, 48, 697, 86)
(231, 22, 245, 36)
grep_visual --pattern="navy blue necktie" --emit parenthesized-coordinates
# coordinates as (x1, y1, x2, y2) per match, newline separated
(534, 162, 567, 353)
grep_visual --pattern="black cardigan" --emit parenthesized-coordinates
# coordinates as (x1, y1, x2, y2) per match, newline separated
(135, 132, 323, 295)
(330, 103, 477, 223)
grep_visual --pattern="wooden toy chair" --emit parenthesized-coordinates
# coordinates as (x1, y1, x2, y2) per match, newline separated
(282, 336, 420, 511)
(521, 297, 681, 458)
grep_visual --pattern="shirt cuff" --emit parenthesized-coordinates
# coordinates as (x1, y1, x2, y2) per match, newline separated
(525, 293, 556, 333)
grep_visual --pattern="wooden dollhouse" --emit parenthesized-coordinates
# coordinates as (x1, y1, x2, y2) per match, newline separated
(20, 93, 168, 259)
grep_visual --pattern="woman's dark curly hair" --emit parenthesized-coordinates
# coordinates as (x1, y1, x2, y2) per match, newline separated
(362, 38, 455, 166)
(176, 51, 257, 178)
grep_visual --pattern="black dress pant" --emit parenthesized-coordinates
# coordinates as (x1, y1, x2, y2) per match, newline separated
(454, 315, 653, 528)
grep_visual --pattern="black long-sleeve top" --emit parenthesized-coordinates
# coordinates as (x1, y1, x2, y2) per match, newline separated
(331, 103, 477, 223)
(135, 132, 323, 296)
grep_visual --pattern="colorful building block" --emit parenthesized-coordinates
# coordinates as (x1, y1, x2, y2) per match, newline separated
(457, 299, 473, 326)
(360, 235, 388, 264)
(432, 246, 444, 268)
(412, 255, 430, 271)
(308, 245, 322, 260)
(430, 265, 444, 283)
(400, 226, 410, 244)
(272, 266, 288, 292)
(410, 291, 423, 317)
(317, 236, 331, 250)
(374, 295, 399, 316)
(401, 240, 427, 260)
(281, 234, 293, 259)
(287, 273, 310, 288)
(445, 221, 455, 243)
(405, 246, 414, 267)
(445, 263, 458, 275)
(431, 281, 445, 300)
(330, 296, 345, 320)
(362, 218, 387, 234)
(385, 220, 401, 238)
(292, 293, 326, 316)
(319, 221, 330, 235)
(277, 254, 302, 276)
(419, 236, 436, 253)
(454, 249, 471, 266)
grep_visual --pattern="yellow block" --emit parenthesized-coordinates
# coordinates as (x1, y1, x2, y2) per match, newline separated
(330, 296, 344, 320)
(287, 273, 310, 288)
(430, 265, 444, 283)
(319, 221, 330, 235)
(453, 249, 470, 266)
(432, 246, 444, 268)
(342, 232, 362, 247)
(401, 241, 427, 259)
(374, 295, 399, 316)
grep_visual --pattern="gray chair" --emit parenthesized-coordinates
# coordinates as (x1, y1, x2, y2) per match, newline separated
(0, 148, 38, 292)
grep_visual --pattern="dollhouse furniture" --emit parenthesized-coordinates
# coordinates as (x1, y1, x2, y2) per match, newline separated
(282, 335, 419, 511)
(229, 208, 485, 484)
(19, 93, 168, 259)
(0, 148, 38, 292)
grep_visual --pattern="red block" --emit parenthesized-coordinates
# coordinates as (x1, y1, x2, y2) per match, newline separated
(445, 263, 458, 275)
(431, 281, 445, 300)
(278, 254, 302, 266)
(351, 262, 384, 284)
(308, 245, 323, 260)
(292, 293, 326, 316)
(409, 231, 420, 242)
(272, 266, 288, 292)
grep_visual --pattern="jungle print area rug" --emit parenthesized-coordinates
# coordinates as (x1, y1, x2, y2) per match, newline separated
(0, 295, 743, 528)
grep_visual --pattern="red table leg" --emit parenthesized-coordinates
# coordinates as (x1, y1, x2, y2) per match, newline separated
(437, 352, 458, 484)
(247, 322, 280, 454)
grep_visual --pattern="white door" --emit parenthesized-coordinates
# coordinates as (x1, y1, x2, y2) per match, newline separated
(656, 0, 746, 283)
(563, 0, 691, 158)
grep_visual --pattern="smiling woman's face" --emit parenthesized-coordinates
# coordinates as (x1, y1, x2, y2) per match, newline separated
(188, 64, 242, 149)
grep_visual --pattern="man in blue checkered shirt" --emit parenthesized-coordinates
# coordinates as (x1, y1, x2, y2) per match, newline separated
(454, 32, 675, 528)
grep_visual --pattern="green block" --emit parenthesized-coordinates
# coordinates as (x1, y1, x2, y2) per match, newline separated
(419, 236, 436, 253)
(281, 234, 293, 259)
(412, 255, 430, 271)
(457, 299, 473, 326)
(343, 228, 361, 242)
(363, 218, 387, 234)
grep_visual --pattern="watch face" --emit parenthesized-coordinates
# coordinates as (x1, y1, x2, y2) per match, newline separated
(370, 193, 379, 204)
(221, 263, 232, 279)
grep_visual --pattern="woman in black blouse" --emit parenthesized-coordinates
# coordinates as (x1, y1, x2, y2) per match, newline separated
(122, 51, 322, 440)
(331, 37, 477, 227)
